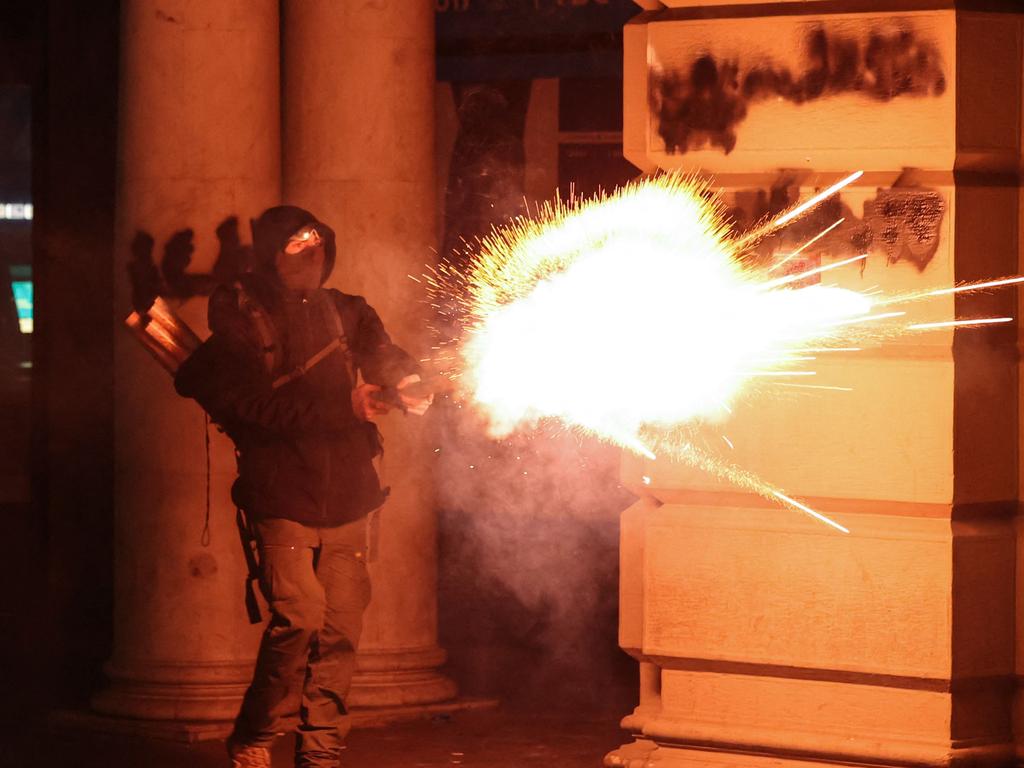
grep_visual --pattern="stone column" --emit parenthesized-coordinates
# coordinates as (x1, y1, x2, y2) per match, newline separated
(611, 4, 1022, 767)
(1017, 51, 1024, 764)
(281, 1, 456, 707)
(92, 0, 280, 728)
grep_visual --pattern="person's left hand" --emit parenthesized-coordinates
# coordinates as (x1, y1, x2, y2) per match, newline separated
(397, 374, 433, 416)
(352, 382, 391, 421)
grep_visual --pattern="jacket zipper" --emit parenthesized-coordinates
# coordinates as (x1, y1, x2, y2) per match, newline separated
(313, 296, 331, 522)
(322, 443, 331, 521)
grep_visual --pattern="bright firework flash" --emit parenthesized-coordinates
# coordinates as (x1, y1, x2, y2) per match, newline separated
(425, 173, 1018, 534)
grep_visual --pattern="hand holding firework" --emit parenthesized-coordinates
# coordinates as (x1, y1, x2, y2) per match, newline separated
(352, 383, 391, 420)
(372, 374, 449, 415)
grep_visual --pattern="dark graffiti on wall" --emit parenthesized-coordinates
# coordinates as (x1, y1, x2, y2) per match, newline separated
(729, 173, 946, 274)
(653, 56, 746, 154)
(652, 26, 947, 155)
(862, 189, 945, 271)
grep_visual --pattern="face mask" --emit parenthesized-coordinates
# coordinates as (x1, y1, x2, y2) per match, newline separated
(275, 243, 325, 291)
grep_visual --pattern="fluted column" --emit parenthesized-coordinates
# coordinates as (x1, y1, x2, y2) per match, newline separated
(281, 1, 456, 707)
(611, 4, 1022, 767)
(93, 0, 280, 724)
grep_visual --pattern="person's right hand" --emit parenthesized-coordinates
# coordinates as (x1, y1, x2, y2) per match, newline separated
(351, 383, 391, 421)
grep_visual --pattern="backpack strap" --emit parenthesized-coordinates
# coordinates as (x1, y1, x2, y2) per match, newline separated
(235, 506, 263, 625)
(317, 292, 356, 385)
(233, 280, 281, 374)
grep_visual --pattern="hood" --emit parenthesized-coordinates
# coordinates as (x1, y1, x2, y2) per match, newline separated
(250, 205, 337, 287)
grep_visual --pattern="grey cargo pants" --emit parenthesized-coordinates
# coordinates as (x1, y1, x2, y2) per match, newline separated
(231, 515, 371, 768)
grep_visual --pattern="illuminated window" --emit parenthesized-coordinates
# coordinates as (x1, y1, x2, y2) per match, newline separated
(0, 203, 32, 220)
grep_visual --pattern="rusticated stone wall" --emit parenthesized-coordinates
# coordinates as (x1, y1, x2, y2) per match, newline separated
(611, 4, 1022, 767)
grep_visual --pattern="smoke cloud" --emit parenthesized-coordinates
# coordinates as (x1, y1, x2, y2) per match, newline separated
(433, 400, 637, 708)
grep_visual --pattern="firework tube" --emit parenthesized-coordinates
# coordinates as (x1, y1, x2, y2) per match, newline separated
(124, 296, 202, 375)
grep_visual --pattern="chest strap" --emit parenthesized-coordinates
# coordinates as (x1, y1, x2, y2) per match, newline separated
(270, 293, 355, 389)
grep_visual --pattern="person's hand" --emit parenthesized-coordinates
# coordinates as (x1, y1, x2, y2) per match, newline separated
(352, 383, 391, 421)
(397, 374, 433, 416)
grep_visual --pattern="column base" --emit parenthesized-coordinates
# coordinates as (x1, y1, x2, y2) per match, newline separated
(605, 738, 658, 768)
(627, 739, 1016, 768)
(90, 659, 252, 722)
(88, 646, 461, 734)
(53, 698, 499, 743)
(643, 746, 845, 768)
(348, 646, 459, 708)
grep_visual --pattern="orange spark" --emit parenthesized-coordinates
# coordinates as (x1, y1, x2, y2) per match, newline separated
(908, 317, 1013, 330)
(737, 171, 863, 248)
(768, 218, 845, 273)
(771, 491, 849, 534)
(878, 275, 1024, 307)
(760, 253, 868, 290)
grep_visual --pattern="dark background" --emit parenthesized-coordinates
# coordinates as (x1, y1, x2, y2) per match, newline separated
(0, 0, 119, 730)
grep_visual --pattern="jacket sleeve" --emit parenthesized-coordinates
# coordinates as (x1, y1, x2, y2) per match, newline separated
(174, 333, 355, 435)
(345, 295, 420, 386)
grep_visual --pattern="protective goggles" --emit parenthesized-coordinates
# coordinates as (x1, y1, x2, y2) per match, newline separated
(284, 225, 323, 255)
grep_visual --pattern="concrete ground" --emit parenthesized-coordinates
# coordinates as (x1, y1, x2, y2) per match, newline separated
(19, 707, 627, 768)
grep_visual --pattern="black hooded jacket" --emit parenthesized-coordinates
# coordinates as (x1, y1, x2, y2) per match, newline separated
(174, 206, 418, 526)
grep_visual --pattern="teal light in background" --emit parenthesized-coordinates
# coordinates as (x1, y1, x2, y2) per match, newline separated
(10, 266, 32, 333)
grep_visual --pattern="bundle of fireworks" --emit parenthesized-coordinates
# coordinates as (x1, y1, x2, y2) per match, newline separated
(124, 296, 202, 375)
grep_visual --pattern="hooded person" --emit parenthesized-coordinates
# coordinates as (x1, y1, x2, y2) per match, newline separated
(174, 205, 431, 768)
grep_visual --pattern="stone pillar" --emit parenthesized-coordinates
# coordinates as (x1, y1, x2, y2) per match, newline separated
(281, 1, 456, 707)
(92, 0, 280, 726)
(1017, 45, 1024, 763)
(611, 4, 1022, 767)
(606, 497, 661, 768)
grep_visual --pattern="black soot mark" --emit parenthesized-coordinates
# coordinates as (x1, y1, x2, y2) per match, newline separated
(652, 26, 947, 155)
(863, 189, 945, 271)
